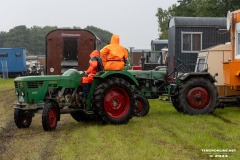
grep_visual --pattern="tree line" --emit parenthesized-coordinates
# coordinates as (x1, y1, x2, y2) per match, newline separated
(0, 25, 112, 55)
(156, 0, 240, 39)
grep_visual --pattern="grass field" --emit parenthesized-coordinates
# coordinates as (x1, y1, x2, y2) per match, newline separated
(0, 79, 239, 160)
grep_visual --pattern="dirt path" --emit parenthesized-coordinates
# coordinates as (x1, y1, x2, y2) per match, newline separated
(0, 90, 58, 160)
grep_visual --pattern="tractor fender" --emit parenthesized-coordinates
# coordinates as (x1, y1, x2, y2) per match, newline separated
(94, 71, 139, 86)
(178, 72, 217, 83)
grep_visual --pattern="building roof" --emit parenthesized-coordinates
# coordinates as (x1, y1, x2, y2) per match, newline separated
(169, 17, 227, 28)
(200, 43, 231, 52)
(131, 49, 151, 53)
(151, 39, 168, 45)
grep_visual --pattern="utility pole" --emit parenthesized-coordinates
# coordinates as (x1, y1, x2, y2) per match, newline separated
(129, 47, 134, 66)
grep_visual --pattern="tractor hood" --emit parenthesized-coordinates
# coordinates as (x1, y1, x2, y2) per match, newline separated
(128, 69, 166, 81)
(14, 69, 83, 104)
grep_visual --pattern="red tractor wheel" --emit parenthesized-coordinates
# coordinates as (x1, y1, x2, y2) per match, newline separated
(93, 77, 134, 124)
(134, 94, 150, 117)
(179, 77, 218, 114)
(14, 108, 32, 128)
(42, 102, 59, 131)
(104, 87, 130, 118)
(187, 87, 210, 109)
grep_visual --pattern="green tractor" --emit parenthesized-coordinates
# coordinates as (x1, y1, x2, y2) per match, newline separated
(14, 59, 218, 131)
(129, 58, 218, 115)
(14, 69, 139, 131)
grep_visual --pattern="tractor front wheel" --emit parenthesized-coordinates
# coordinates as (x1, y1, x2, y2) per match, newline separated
(171, 95, 183, 112)
(134, 94, 150, 117)
(179, 77, 218, 114)
(42, 102, 59, 131)
(14, 108, 32, 128)
(93, 78, 135, 124)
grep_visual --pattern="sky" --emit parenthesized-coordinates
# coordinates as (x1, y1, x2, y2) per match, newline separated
(1, 0, 179, 49)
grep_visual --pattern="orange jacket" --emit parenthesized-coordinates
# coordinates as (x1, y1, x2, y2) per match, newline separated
(82, 50, 99, 83)
(100, 34, 128, 70)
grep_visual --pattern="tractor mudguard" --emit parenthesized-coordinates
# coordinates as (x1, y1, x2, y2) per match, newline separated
(177, 72, 217, 83)
(94, 70, 139, 86)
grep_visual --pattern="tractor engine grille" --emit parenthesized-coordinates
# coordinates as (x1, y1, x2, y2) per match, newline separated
(27, 81, 44, 88)
(14, 82, 23, 88)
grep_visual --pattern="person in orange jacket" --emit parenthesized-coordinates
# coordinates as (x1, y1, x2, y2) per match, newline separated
(100, 34, 128, 70)
(82, 50, 101, 100)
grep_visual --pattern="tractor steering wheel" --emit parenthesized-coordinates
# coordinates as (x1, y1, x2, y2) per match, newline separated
(176, 58, 190, 72)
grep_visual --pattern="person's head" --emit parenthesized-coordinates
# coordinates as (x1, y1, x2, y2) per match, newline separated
(90, 50, 99, 58)
(110, 34, 120, 45)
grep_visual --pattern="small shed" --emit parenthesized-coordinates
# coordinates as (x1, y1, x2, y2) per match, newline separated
(195, 44, 240, 96)
(46, 29, 101, 75)
(151, 39, 168, 51)
(131, 49, 150, 66)
(0, 48, 27, 78)
(168, 16, 230, 75)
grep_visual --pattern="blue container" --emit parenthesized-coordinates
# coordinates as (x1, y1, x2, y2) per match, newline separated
(0, 48, 27, 77)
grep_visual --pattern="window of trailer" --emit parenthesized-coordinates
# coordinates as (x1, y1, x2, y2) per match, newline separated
(236, 23, 240, 59)
(182, 32, 202, 53)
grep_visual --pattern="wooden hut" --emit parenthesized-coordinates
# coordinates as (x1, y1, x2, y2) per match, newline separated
(46, 29, 101, 75)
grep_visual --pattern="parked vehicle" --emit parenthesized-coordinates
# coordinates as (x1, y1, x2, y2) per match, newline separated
(0, 48, 27, 78)
(132, 49, 167, 70)
(195, 44, 240, 107)
(45, 29, 101, 75)
(222, 10, 240, 105)
(13, 57, 218, 131)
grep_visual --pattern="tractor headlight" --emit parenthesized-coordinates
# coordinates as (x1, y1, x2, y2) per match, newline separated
(21, 91, 25, 96)
(15, 90, 19, 96)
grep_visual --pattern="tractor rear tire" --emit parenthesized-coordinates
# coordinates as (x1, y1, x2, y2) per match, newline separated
(14, 108, 32, 128)
(93, 77, 134, 124)
(134, 94, 150, 117)
(42, 102, 59, 131)
(178, 77, 218, 114)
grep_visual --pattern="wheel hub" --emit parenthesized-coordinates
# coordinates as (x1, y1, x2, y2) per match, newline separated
(49, 109, 57, 127)
(136, 100, 143, 113)
(187, 87, 210, 109)
(104, 87, 130, 118)
(112, 97, 120, 109)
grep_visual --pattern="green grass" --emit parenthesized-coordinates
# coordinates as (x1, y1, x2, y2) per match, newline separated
(0, 83, 239, 160)
(51, 100, 240, 160)
(0, 78, 14, 91)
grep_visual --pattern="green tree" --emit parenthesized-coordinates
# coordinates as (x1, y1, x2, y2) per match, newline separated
(0, 25, 112, 55)
(155, 8, 171, 39)
(85, 26, 113, 49)
(0, 31, 7, 48)
(4, 25, 30, 49)
(28, 26, 57, 55)
(156, 0, 240, 39)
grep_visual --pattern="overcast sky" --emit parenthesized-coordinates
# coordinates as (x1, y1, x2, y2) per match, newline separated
(1, 0, 179, 49)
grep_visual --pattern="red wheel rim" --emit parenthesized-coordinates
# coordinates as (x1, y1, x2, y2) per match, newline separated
(187, 87, 210, 109)
(48, 107, 57, 127)
(135, 100, 143, 113)
(104, 87, 130, 118)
